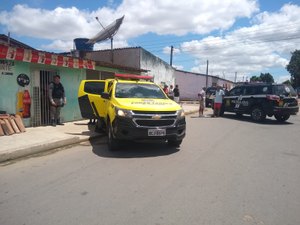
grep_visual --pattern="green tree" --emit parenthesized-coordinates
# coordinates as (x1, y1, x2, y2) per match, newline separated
(250, 75, 261, 82)
(260, 73, 274, 83)
(286, 50, 300, 87)
(282, 80, 291, 85)
(250, 73, 274, 83)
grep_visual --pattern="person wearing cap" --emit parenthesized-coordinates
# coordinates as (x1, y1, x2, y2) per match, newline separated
(49, 75, 66, 126)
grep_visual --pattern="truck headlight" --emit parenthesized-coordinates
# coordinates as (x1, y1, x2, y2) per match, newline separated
(177, 109, 185, 118)
(116, 107, 133, 118)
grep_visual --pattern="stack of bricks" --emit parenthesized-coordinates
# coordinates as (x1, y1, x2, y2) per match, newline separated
(0, 114, 26, 136)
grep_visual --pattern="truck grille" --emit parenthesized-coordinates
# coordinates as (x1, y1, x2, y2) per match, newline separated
(134, 119, 175, 127)
(131, 111, 178, 128)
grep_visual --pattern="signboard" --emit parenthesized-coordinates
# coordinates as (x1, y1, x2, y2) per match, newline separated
(0, 59, 14, 76)
(0, 44, 96, 70)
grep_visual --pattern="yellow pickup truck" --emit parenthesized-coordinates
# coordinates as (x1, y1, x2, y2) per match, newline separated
(78, 74, 186, 150)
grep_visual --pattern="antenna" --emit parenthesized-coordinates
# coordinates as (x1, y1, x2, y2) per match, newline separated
(87, 15, 125, 63)
(87, 15, 125, 44)
(95, 17, 106, 30)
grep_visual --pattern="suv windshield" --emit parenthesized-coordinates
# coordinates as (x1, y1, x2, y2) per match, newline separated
(273, 84, 297, 96)
(206, 87, 217, 95)
(115, 83, 167, 99)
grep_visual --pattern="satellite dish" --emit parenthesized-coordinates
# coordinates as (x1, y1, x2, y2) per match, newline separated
(87, 15, 125, 44)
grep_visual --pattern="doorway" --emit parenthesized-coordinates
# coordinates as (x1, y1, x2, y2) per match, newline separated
(40, 70, 56, 125)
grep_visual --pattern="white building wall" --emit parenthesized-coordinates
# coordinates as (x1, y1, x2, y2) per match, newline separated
(140, 49, 174, 86)
(175, 71, 209, 100)
(86, 48, 141, 68)
(175, 70, 234, 100)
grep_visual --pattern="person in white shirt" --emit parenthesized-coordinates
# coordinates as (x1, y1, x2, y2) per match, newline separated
(213, 86, 225, 117)
(168, 84, 174, 100)
(198, 87, 206, 117)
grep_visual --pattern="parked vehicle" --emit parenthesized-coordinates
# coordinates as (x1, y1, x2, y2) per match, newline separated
(78, 74, 186, 150)
(219, 83, 299, 122)
(205, 86, 217, 107)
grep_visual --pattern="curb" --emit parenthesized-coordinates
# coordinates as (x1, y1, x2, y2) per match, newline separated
(0, 136, 80, 163)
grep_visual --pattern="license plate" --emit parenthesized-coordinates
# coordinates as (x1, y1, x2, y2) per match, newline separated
(148, 129, 166, 136)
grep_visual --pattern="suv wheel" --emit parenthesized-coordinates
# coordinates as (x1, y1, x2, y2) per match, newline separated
(107, 124, 119, 151)
(251, 106, 266, 122)
(274, 114, 290, 122)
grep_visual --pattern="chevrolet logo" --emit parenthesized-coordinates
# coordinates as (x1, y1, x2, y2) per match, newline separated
(152, 114, 161, 120)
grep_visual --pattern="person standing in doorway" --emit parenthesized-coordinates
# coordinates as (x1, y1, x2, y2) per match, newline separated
(213, 86, 224, 117)
(173, 85, 180, 103)
(49, 75, 66, 126)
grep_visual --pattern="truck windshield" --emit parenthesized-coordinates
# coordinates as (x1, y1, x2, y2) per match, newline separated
(115, 83, 167, 99)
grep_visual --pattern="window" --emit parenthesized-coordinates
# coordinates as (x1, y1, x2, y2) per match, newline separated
(229, 87, 243, 96)
(273, 85, 297, 96)
(245, 86, 257, 95)
(84, 81, 105, 95)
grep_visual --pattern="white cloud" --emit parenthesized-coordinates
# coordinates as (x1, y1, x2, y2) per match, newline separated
(276, 75, 291, 84)
(0, 0, 258, 45)
(181, 3, 300, 81)
(172, 64, 184, 70)
(0, 1, 299, 82)
(163, 46, 180, 55)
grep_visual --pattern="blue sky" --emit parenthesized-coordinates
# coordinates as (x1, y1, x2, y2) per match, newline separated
(1, 0, 300, 83)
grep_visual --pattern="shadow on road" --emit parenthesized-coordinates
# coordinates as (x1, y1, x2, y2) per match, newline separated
(90, 137, 180, 158)
(221, 113, 294, 125)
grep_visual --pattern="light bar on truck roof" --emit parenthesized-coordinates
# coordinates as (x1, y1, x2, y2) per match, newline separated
(115, 73, 153, 80)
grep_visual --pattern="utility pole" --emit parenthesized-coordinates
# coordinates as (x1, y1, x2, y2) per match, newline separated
(234, 72, 237, 83)
(170, 45, 174, 66)
(7, 32, 10, 45)
(205, 60, 209, 88)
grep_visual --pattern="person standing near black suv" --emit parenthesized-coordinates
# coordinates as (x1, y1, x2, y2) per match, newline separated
(49, 75, 66, 126)
(173, 85, 180, 103)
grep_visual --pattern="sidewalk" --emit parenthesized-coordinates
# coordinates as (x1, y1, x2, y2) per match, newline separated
(0, 103, 201, 163)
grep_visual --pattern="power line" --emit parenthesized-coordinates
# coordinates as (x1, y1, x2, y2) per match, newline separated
(129, 21, 300, 52)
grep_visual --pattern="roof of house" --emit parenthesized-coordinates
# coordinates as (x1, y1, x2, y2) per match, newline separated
(0, 34, 36, 50)
(0, 34, 146, 73)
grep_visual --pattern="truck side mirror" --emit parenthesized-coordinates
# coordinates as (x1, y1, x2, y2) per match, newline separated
(101, 92, 110, 99)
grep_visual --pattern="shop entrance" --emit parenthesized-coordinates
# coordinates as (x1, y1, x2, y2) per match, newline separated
(32, 70, 57, 127)
(40, 71, 56, 125)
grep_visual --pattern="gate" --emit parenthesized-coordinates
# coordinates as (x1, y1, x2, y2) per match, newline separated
(32, 70, 56, 126)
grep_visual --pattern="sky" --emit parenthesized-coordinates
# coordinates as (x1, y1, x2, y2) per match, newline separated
(1, 0, 300, 83)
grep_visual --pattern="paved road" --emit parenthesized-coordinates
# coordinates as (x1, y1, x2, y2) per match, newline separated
(1, 113, 300, 225)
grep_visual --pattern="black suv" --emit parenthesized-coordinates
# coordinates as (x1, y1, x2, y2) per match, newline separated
(220, 83, 299, 122)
